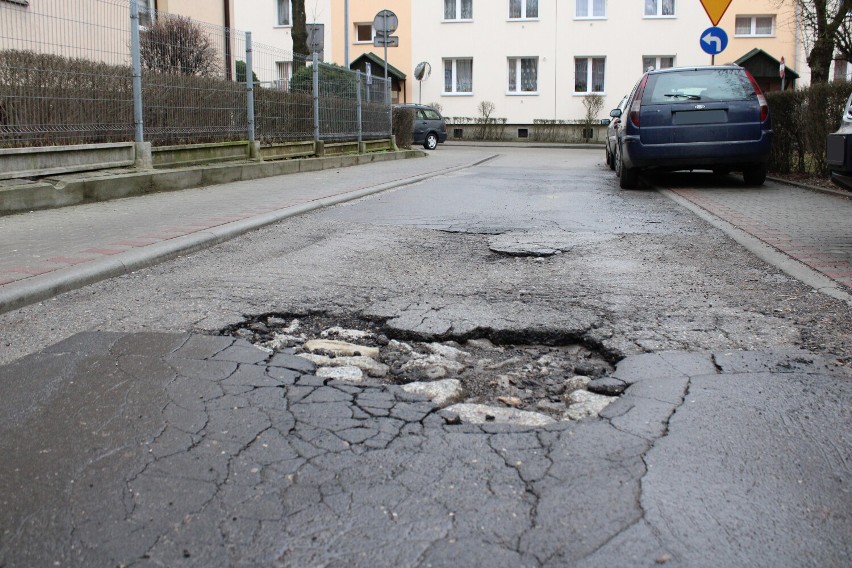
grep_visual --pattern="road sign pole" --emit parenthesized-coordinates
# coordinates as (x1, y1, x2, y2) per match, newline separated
(383, 12, 389, 103)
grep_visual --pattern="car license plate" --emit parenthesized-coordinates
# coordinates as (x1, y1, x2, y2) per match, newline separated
(672, 110, 727, 125)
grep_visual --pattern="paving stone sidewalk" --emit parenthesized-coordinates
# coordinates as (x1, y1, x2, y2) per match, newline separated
(668, 183, 852, 289)
(0, 332, 848, 567)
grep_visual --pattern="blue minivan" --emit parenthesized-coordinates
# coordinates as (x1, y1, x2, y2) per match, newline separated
(611, 66, 772, 189)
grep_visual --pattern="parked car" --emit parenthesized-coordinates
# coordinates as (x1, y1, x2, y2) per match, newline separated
(394, 104, 448, 150)
(605, 96, 628, 170)
(826, 92, 852, 190)
(611, 65, 772, 189)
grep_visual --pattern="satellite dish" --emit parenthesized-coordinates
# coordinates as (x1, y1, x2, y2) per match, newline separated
(414, 62, 431, 81)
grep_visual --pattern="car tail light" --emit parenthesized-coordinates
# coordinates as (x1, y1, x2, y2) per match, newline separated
(744, 70, 769, 123)
(629, 75, 649, 127)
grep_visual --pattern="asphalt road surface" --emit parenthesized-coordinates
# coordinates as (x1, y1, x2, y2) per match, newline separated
(0, 146, 849, 567)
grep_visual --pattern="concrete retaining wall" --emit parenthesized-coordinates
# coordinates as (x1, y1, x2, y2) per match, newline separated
(152, 141, 252, 168)
(0, 143, 136, 180)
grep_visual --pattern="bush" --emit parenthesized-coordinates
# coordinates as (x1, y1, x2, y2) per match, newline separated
(139, 15, 219, 77)
(0, 50, 134, 146)
(0, 48, 391, 148)
(766, 82, 851, 176)
(393, 106, 414, 148)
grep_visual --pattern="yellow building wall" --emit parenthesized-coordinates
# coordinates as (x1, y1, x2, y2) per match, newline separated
(330, 0, 413, 103)
(718, 0, 798, 73)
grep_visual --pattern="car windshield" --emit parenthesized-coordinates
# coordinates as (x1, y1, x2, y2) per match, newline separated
(643, 69, 756, 104)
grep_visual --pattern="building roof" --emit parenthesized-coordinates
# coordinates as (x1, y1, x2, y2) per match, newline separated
(349, 52, 406, 81)
(734, 48, 800, 79)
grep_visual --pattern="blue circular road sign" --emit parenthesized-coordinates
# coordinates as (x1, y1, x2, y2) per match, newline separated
(700, 26, 728, 55)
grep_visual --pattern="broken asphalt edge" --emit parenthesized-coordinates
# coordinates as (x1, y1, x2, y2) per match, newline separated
(0, 155, 499, 316)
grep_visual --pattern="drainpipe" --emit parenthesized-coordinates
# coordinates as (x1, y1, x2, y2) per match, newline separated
(344, 0, 350, 67)
(224, 0, 233, 81)
(554, 0, 558, 120)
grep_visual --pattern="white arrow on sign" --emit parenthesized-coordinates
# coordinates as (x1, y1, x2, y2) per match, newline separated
(702, 31, 722, 51)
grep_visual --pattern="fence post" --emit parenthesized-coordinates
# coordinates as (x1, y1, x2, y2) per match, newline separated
(129, 0, 151, 168)
(312, 52, 320, 145)
(356, 70, 363, 152)
(245, 31, 259, 160)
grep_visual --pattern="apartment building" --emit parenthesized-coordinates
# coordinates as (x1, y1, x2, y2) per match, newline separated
(411, 0, 801, 124)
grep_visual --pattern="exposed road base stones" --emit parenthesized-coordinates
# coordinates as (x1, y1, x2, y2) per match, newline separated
(221, 312, 618, 421)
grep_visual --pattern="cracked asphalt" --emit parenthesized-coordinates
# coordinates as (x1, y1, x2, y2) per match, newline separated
(0, 332, 847, 567)
(1, 146, 851, 566)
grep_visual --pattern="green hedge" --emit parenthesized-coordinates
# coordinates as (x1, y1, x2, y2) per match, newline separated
(767, 82, 851, 175)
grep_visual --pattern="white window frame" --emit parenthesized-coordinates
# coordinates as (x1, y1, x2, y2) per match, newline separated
(644, 0, 675, 18)
(276, 0, 292, 27)
(444, 0, 473, 21)
(443, 58, 474, 95)
(642, 55, 675, 72)
(508, 0, 539, 20)
(575, 0, 606, 19)
(574, 56, 606, 95)
(734, 15, 775, 37)
(354, 23, 374, 43)
(507, 57, 539, 94)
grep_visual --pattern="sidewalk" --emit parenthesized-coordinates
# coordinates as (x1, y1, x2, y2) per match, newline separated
(0, 149, 495, 314)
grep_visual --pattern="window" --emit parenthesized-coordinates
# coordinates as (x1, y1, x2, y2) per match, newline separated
(574, 57, 606, 93)
(644, 0, 675, 17)
(509, 0, 538, 19)
(642, 55, 674, 72)
(138, 0, 154, 27)
(444, 59, 473, 94)
(735, 15, 774, 36)
(576, 0, 605, 18)
(508, 57, 538, 93)
(275, 61, 293, 91)
(277, 0, 292, 26)
(445, 0, 473, 20)
(355, 23, 373, 42)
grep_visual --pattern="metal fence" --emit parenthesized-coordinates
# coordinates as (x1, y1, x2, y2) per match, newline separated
(0, 0, 392, 148)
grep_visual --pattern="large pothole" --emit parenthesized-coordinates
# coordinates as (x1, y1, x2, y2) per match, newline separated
(220, 312, 627, 424)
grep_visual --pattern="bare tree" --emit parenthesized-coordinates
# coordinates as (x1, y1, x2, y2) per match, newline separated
(581, 94, 605, 141)
(139, 16, 219, 77)
(476, 101, 496, 140)
(777, 0, 852, 83)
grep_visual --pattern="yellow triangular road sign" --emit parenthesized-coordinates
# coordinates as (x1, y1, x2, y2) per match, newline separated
(700, 0, 733, 26)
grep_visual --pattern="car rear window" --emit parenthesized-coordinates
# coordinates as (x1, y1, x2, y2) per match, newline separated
(643, 69, 756, 104)
(421, 109, 442, 120)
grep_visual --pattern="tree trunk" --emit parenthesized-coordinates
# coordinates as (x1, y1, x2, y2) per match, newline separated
(808, 36, 835, 83)
(291, 0, 308, 59)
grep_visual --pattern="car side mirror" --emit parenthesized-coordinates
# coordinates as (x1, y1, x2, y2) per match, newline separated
(610, 108, 623, 118)
(600, 118, 611, 126)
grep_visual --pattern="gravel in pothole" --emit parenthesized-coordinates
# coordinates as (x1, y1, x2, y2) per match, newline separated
(220, 313, 624, 421)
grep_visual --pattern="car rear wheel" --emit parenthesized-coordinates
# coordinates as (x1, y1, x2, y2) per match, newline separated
(606, 146, 615, 170)
(424, 133, 438, 150)
(616, 143, 638, 189)
(742, 164, 767, 186)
